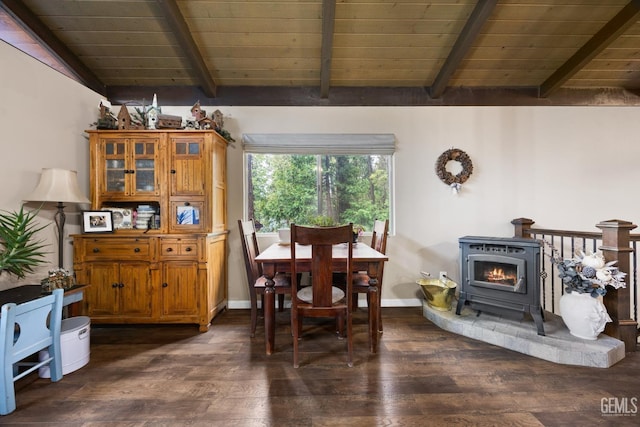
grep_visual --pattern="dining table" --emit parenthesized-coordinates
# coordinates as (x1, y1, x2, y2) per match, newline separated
(255, 242, 388, 355)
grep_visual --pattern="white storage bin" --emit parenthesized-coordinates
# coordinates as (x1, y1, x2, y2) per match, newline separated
(39, 316, 90, 378)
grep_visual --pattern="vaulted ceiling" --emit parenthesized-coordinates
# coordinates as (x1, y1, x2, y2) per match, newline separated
(2, 0, 640, 106)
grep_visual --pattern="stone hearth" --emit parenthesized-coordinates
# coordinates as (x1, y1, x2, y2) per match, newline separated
(423, 301, 625, 368)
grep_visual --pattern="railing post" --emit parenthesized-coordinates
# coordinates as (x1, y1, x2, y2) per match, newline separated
(512, 217, 535, 238)
(597, 219, 638, 352)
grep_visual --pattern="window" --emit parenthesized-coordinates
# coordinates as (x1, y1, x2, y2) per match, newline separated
(243, 134, 395, 233)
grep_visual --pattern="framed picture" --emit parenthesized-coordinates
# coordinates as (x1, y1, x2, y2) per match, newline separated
(176, 205, 199, 225)
(102, 207, 133, 229)
(82, 210, 114, 233)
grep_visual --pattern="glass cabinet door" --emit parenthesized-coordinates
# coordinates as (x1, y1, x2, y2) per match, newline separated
(132, 139, 159, 194)
(103, 139, 127, 193)
(99, 136, 160, 196)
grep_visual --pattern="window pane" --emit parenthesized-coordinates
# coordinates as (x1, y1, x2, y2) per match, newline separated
(175, 142, 187, 155)
(247, 153, 391, 232)
(189, 142, 200, 155)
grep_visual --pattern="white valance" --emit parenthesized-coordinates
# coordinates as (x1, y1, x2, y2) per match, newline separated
(242, 133, 396, 155)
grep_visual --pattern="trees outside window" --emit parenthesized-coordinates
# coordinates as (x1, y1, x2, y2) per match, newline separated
(247, 153, 391, 232)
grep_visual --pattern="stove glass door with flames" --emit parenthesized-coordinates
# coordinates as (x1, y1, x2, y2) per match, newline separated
(468, 254, 526, 294)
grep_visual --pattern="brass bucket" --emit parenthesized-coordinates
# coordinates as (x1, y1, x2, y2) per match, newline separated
(417, 278, 457, 311)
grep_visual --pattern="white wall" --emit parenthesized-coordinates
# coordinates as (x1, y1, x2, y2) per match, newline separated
(0, 41, 102, 289)
(164, 105, 640, 308)
(3, 41, 640, 307)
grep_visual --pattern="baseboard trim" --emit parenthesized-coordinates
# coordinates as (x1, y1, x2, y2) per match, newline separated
(227, 297, 422, 310)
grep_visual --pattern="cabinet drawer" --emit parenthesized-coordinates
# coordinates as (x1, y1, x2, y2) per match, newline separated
(81, 238, 150, 260)
(160, 238, 199, 259)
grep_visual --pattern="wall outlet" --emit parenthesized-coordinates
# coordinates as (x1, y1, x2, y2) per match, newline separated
(439, 271, 447, 280)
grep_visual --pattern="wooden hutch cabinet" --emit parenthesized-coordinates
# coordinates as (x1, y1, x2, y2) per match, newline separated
(73, 130, 228, 331)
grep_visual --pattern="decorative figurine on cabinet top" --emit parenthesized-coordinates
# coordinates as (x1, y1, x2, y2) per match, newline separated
(95, 100, 118, 129)
(117, 105, 144, 130)
(190, 100, 213, 129)
(146, 94, 159, 129)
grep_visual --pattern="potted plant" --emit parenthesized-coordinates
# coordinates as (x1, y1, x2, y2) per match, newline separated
(41, 267, 75, 291)
(309, 215, 336, 227)
(0, 206, 49, 279)
(352, 224, 365, 243)
(547, 243, 626, 339)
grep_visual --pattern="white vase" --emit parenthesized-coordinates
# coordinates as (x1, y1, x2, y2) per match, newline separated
(559, 292, 611, 340)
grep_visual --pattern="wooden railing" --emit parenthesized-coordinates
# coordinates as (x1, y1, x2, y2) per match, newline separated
(512, 218, 638, 352)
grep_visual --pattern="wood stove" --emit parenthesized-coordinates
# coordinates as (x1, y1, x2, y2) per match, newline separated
(456, 236, 545, 335)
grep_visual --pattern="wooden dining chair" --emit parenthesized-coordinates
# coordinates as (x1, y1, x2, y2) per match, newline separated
(1, 288, 64, 415)
(238, 219, 291, 337)
(290, 223, 354, 368)
(353, 219, 389, 333)
(334, 219, 389, 334)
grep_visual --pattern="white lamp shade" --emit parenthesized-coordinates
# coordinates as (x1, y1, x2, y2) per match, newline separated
(24, 168, 90, 204)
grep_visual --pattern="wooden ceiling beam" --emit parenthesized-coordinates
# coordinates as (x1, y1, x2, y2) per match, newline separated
(320, 0, 336, 98)
(429, 0, 498, 99)
(539, 0, 640, 98)
(155, 0, 217, 98)
(0, 0, 105, 95)
(106, 85, 640, 107)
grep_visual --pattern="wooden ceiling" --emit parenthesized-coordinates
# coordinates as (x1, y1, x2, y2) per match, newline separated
(3, 0, 640, 106)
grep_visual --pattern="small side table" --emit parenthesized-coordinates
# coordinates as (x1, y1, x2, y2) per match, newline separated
(0, 284, 88, 317)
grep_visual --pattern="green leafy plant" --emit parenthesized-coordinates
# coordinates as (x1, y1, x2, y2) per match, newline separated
(133, 107, 147, 127)
(216, 128, 236, 143)
(0, 206, 50, 278)
(309, 215, 337, 227)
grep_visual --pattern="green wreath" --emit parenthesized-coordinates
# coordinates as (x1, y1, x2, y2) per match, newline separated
(435, 148, 473, 186)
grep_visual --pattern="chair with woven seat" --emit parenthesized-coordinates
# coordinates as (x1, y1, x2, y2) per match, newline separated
(290, 223, 354, 368)
(238, 219, 291, 337)
(1, 288, 64, 415)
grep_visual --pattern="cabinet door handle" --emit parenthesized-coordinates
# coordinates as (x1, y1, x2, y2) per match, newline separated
(112, 283, 119, 288)
(170, 169, 176, 174)
(166, 247, 173, 252)
(185, 247, 192, 252)
(162, 282, 168, 288)
(184, 202, 191, 206)
(134, 247, 140, 252)
(93, 248, 100, 253)
(119, 283, 125, 288)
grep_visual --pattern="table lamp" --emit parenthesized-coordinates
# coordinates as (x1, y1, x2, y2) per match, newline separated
(24, 168, 90, 269)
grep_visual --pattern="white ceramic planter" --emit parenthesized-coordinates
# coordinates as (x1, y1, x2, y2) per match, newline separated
(559, 292, 611, 340)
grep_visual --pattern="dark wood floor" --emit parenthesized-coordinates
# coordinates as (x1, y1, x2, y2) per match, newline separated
(4, 307, 639, 426)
